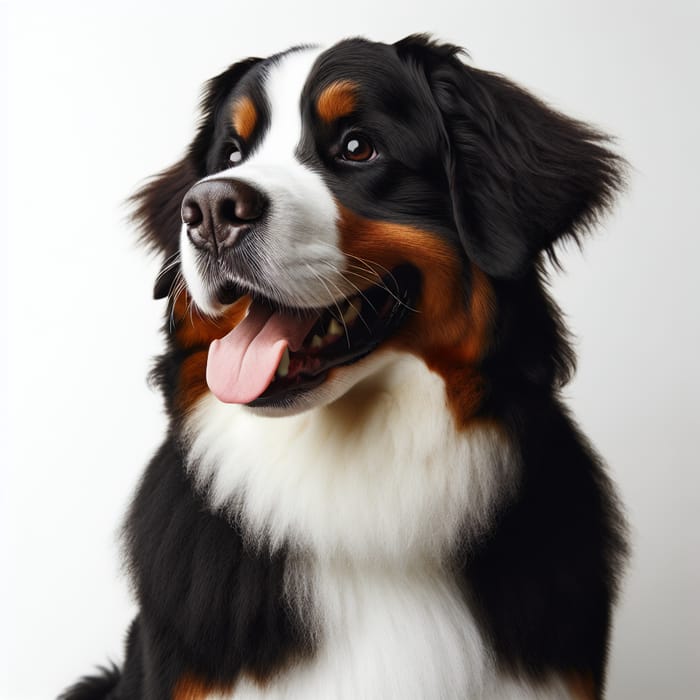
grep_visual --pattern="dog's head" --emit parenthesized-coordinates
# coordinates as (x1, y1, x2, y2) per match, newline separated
(134, 36, 623, 417)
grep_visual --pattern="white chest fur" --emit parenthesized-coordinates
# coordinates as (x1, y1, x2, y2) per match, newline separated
(183, 356, 572, 698)
(235, 562, 490, 699)
(210, 564, 572, 699)
(184, 354, 517, 560)
(201, 564, 572, 700)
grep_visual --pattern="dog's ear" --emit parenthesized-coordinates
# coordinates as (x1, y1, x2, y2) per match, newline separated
(130, 57, 261, 299)
(396, 35, 625, 279)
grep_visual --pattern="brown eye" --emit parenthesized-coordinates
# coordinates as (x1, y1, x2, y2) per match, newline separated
(340, 133, 377, 162)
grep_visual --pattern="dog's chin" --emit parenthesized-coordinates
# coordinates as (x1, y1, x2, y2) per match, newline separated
(242, 349, 402, 417)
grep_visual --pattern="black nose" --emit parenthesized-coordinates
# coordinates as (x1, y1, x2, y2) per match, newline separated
(182, 179, 268, 254)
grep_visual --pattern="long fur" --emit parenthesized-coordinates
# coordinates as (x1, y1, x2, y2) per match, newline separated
(63, 35, 627, 700)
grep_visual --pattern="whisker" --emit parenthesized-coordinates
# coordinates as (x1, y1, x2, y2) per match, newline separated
(320, 274, 358, 345)
(345, 257, 401, 297)
(306, 264, 351, 348)
(155, 251, 181, 281)
(314, 242, 401, 294)
(187, 293, 195, 327)
(168, 277, 186, 332)
(315, 261, 375, 332)
(344, 267, 419, 313)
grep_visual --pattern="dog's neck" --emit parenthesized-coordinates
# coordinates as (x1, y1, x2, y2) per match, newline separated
(183, 353, 519, 563)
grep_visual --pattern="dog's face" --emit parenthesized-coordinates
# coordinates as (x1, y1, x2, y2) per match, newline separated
(136, 36, 622, 417)
(179, 43, 468, 414)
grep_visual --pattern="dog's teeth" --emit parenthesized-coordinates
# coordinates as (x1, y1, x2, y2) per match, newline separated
(328, 319, 343, 337)
(342, 301, 361, 324)
(277, 348, 290, 377)
(310, 334, 323, 349)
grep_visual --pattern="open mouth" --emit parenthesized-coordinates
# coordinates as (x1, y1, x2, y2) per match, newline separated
(206, 264, 420, 408)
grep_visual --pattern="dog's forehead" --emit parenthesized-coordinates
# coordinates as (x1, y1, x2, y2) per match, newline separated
(306, 39, 404, 91)
(218, 47, 319, 163)
(223, 41, 406, 141)
(254, 47, 324, 156)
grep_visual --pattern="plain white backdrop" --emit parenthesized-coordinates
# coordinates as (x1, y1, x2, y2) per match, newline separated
(2, 0, 699, 698)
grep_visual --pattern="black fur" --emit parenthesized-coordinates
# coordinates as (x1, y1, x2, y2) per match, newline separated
(396, 35, 624, 278)
(64, 36, 627, 699)
(468, 397, 627, 688)
(59, 665, 121, 700)
(121, 439, 313, 696)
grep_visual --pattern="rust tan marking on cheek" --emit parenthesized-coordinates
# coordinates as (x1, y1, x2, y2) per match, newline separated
(177, 351, 210, 411)
(316, 80, 358, 123)
(337, 206, 496, 426)
(170, 293, 250, 410)
(171, 293, 249, 349)
(567, 673, 598, 700)
(231, 96, 257, 140)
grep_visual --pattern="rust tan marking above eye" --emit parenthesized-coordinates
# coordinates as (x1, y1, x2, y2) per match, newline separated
(316, 80, 359, 123)
(231, 96, 257, 140)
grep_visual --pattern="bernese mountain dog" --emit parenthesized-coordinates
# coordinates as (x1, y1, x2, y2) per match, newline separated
(62, 35, 628, 700)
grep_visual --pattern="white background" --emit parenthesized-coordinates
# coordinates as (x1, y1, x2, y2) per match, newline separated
(2, 1, 699, 698)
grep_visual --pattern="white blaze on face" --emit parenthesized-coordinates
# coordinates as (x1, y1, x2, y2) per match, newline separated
(180, 46, 350, 315)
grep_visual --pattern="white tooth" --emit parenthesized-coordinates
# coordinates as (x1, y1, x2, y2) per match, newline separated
(311, 334, 323, 349)
(277, 347, 290, 377)
(342, 301, 360, 325)
(328, 319, 343, 336)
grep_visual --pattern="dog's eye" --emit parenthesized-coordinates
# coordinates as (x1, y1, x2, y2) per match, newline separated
(340, 134, 377, 163)
(228, 145, 243, 166)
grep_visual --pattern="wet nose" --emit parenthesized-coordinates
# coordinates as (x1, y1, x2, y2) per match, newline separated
(182, 179, 268, 254)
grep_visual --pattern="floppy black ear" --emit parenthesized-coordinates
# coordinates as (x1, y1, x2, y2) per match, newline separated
(396, 36, 625, 278)
(130, 57, 261, 299)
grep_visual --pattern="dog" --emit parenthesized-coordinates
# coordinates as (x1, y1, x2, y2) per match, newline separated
(62, 35, 627, 700)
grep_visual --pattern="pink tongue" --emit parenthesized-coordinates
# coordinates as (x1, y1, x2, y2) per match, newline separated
(206, 303, 317, 404)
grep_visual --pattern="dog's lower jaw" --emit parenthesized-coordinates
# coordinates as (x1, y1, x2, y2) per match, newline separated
(240, 348, 399, 417)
